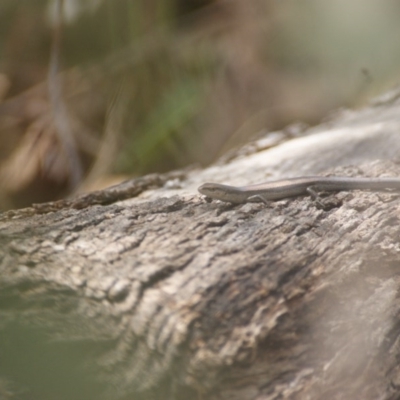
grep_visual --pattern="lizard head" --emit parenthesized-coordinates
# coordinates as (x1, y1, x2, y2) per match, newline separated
(198, 183, 246, 203)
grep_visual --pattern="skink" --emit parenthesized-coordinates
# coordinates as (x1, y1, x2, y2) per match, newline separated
(198, 176, 400, 204)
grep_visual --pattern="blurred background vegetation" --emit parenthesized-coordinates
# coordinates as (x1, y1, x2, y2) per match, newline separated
(1, 0, 400, 210)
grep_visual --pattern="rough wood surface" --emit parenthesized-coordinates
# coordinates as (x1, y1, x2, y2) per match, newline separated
(2, 92, 400, 400)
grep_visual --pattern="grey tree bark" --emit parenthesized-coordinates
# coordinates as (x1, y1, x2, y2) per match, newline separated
(2, 90, 400, 400)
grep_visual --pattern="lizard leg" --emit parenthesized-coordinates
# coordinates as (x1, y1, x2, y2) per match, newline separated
(247, 194, 271, 205)
(306, 186, 325, 208)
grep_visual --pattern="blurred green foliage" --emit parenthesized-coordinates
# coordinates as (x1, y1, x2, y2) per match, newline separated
(1, 0, 400, 202)
(117, 77, 204, 173)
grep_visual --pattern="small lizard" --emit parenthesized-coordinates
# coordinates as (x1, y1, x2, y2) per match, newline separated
(198, 176, 400, 204)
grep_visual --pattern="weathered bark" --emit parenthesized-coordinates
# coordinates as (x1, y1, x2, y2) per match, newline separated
(2, 91, 400, 400)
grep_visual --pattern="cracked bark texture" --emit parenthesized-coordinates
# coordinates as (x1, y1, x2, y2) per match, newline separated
(2, 92, 400, 400)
